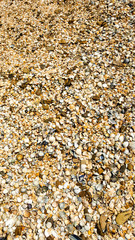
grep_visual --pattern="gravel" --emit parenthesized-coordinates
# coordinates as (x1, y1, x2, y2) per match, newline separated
(0, 0, 134, 239)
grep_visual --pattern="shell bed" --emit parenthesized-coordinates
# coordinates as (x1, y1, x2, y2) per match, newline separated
(0, 0, 134, 240)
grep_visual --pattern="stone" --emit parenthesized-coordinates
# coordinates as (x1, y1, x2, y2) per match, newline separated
(98, 167, 104, 174)
(40, 64, 46, 70)
(116, 210, 132, 225)
(22, 67, 30, 74)
(46, 46, 55, 51)
(92, 95, 100, 101)
(65, 170, 70, 176)
(110, 175, 118, 182)
(24, 210, 30, 218)
(46, 222, 52, 228)
(59, 39, 67, 44)
(67, 224, 74, 233)
(74, 186, 81, 194)
(59, 211, 67, 219)
(107, 223, 118, 235)
(64, 78, 72, 86)
(76, 148, 82, 155)
(119, 135, 124, 143)
(0, 237, 7, 240)
(85, 224, 90, 231)
(7, 236, 13, 240)
(42, 104, 49, 110)
(43, 117, 54, 123)
(85, 214, 91, 222)
(96, 184, 103, 191)
(129, 142, 135, 150)
(119, 164, 126, 173)
(127, 163, 133, 171)
(36, 89, 42, 95)
(27, 204, 32, 209)
(123, 58, 130, 64)
(80, 164, 86, 172)
(3, 189, 8, 194)
(123, 141, 128, 148)
(16, 154, 24, 161)
(49, 136, 55, 142)
(46, 236, 54, 240)
(59, 202, 65, 210)
(14, 226, 24, 236)
(20, 187, 27, 193)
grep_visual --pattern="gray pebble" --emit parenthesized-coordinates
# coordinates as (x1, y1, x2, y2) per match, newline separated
(80, 227, 86, 233)
(123, 58, 130, 63)
(67, 224, 74, 233)
(59, 202, 65, 210)
(116, 189, 123, 196)
(44, 196, 49, 203)
(41, 206, 45, 213)
(110, 176, 118, 182)
(96, 184, 103, 191)
(59, 211, 67, 219)
(129, 142, 135, 150)
(77, 197, 82, 202)
(20, 187, 27, 193)
(85, 214, 91, 222)
(74, 186, 81, 194)
(119, 164, 126, 173)
(123, 141, 128, 148)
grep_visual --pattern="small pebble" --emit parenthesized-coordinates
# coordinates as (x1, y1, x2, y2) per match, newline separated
(80, 164, 86, 172)
(127, 163, 133, 171)
(65, 170, 71, 176)
(59, 211, 67, 219)
(24, 210, 30, 218)
(20, 187, 27, 193)
(3, 189, 8, 194)
(27, 204, 32, 209)
(49, 136, 55, 142)
(123, 58, 130, 64)
(46, 222, 52, 228)
(123, 141, 128, 148)
(16, 154, 24, 161)
(76, 148, 82, 155)
(74, 186, 81, 194)
(85, 214, 91, 222)
(0, 1, 134, 239)
(67, 224, 74, 233)
(96, 184, 103, 191)
(129, 142, 135, 150)
(59, 202, 65, 210)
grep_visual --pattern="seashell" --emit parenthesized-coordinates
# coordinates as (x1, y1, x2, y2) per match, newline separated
(69, 234, 82, 240)
(116, 210, 132, 225)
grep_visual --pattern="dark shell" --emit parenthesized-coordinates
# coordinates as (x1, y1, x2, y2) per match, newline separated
(69, 234, 82, 240)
